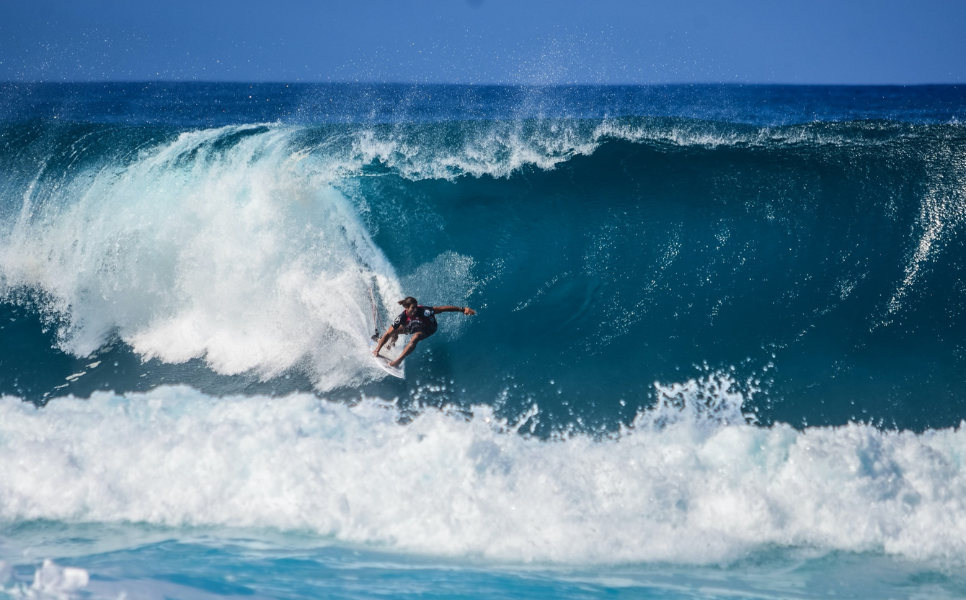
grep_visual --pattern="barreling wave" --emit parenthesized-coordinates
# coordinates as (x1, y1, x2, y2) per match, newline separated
(1, 115, 965, 431)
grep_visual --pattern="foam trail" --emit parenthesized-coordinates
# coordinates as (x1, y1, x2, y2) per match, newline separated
(0, 125, 401, 389)
(2, 380, 966, 565)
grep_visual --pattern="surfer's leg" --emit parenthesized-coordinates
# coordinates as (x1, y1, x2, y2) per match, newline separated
(388, 331, 428, 367)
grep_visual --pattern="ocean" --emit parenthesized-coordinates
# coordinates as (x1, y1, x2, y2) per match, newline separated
(1, 82, 966, 599)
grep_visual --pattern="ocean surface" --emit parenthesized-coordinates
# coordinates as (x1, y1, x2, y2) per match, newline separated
(1, 83, 966, 599)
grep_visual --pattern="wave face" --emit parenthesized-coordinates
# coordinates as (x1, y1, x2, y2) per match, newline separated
(2, 85, 966, 433)
(1, 84, 966, 574)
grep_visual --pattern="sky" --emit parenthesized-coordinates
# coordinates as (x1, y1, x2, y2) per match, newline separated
(1, 0, 965, 85)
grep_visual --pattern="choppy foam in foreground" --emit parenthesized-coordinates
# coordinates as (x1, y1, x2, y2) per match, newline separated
(0, 559, 89, 600)
(1, 377, 965, 566)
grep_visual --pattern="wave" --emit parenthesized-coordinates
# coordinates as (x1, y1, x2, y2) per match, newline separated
(1, 116, 965, 429)
(1, 380, 965, 565)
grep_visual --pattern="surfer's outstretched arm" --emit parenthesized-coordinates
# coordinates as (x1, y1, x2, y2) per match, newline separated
(432, 306, 476, 316)
(372, 325, 402, 357)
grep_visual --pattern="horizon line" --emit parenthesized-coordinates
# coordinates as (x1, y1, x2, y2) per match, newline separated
(2, 80, 965, 88)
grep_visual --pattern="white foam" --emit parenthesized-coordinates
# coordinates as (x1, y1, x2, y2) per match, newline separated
(339, 118, 811, 184)
(0, 560, 89, 600)
(30, 560, 89, 600)
(0, 125, 404, 389)
(329, 118, 902, 187)
(348, 121, 603, 181)
(1, 379, 966, 566)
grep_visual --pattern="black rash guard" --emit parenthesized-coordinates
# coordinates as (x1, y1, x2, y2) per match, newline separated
(392, 306, 438, 336)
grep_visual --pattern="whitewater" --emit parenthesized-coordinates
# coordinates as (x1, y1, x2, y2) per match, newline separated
(2, 83, 966, 599)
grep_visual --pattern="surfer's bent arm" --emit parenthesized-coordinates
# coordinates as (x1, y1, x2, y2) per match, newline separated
(373, 325, 402, 356)
(432, 306, 477, 315)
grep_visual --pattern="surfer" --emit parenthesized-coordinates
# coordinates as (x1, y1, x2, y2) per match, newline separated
(372, 296, 476, 367)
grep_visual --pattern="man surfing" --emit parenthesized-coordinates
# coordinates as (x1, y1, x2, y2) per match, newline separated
(372, 296, 476, 367)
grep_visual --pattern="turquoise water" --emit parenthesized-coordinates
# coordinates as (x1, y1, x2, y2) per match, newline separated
(2, 83, 966, 598)
(5, 522, 966, 600)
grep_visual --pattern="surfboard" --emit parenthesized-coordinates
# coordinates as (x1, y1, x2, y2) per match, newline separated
(369, 340, 405, 379)
(368, 286, 404, 379)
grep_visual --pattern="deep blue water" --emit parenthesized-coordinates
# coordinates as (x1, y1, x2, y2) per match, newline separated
(2, 83, 966, 599)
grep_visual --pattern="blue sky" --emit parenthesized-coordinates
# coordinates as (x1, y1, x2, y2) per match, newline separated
(2, 0, 964, 84)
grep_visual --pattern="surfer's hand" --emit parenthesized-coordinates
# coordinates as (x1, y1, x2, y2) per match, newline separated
(372, 349, 380, 357)
(463, 307, 476, 316)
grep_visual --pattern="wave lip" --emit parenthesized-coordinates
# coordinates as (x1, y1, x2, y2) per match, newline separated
(1, 380, 966, 565)
(327, 117, 953, 183)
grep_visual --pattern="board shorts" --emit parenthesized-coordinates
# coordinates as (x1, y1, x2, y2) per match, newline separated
(408, 321, 437, 337)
